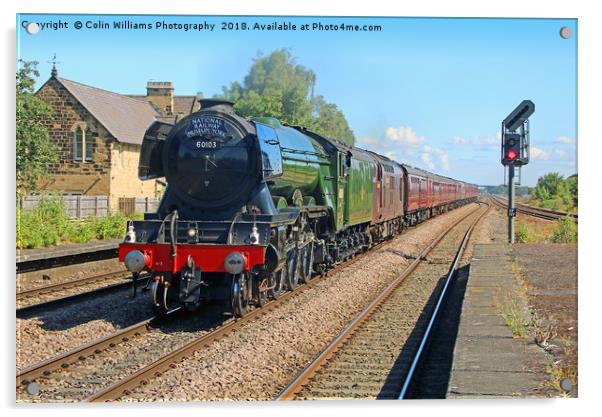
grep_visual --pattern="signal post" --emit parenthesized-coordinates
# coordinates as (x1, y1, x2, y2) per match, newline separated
(501, 100, 534, 243)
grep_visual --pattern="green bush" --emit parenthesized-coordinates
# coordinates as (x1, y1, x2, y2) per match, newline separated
(515, 221, 535, 243)
(17, 194, 70, 248)
(94, 212, 130, 240)
(64, 212, 131, 243)
(17, 194, 140, 248)
(551, 216, 578, 243)
(540, 197, 567, 212)
(65, 219, 96, 243)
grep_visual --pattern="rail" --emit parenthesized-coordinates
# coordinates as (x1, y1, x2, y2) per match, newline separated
(275, 202, 488, 400)
(490, 195, 577, 223)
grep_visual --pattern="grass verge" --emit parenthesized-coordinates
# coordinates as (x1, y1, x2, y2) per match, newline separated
(16, 194, 143, 249)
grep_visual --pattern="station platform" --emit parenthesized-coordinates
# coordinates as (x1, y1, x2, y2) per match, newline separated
(16, 239, 122, 272)
(447, 243, 548, 398)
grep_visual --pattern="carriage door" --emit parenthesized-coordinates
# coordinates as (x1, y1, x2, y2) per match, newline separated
(337, 152, 346, 228)
(376, 163, 382, 209)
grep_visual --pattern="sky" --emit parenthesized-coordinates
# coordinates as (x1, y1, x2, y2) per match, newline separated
(17, 14, 577, 186)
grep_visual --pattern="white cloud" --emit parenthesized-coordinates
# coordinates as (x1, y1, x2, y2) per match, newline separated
(384, 151, 397, 160)
(555, 136, 575, 144)
(554, 149, 567, 158)
(439, 153, 450, 170)
(420, 152, 435, 170)
(482, 136, 498, 145)
(420, 145, 450, 170)
(358, 126, 450, 172)
(450, 134, 498, 147)
(384, 126, 424, 147)
(451, 136, 469, 145)
(530, 147, 550, 160)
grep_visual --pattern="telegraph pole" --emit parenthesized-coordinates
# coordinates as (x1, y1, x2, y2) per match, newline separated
(501, 100, 534, 244)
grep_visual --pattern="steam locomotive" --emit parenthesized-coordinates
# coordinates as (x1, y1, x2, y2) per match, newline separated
(120, 99, 478, 316)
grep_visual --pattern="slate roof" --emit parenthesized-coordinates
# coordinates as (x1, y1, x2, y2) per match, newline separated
(174, 94, 202, 114)
(56, 77, 160, 145)
(127, 94, 201, 115)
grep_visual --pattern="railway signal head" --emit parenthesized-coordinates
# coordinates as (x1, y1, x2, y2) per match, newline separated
(502, 133, 522, 165)
(503, 100, 535, 133)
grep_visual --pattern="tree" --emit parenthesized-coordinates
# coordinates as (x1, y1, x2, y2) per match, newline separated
(16, 60, 57, 195)
(532, 172, 565, 201)
(531, 172, 578, 211)
(221, 49, 355, 145)
(566, 174, 578, 207)
(312, 95, 355, 145)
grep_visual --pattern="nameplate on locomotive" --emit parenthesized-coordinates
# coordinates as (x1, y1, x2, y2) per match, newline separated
(185, 116, 228, 140)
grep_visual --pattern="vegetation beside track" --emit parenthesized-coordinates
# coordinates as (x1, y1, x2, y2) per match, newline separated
(513, 215, 577, 244)
(485, 172, 577, 214)
(16, 194, 141, 249)
(524, 172, 577, 213)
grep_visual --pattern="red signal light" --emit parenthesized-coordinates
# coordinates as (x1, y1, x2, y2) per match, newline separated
(506, 149, 518, 160)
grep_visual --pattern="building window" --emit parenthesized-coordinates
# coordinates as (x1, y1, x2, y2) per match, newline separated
(73, 125, 94, 162)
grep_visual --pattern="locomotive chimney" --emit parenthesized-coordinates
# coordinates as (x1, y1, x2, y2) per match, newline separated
(199, 98, 235, 114)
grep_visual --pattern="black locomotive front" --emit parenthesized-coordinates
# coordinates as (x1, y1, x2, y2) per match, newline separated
(120, 100, 296, 315)
(163, 101, 257, 212)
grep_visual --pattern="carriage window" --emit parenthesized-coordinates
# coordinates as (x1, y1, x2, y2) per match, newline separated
(411, 177, 419, 196)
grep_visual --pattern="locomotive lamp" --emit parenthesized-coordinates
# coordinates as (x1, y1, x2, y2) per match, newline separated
(124, 250, 149, 273)
(125, 222, 136, 243)
(249, 225, 260, 244)
(224, 252, 246, 274)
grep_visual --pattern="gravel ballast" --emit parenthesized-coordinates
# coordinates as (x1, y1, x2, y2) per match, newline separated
(17, 202, 503, 402)
(121, 204, 484, 401)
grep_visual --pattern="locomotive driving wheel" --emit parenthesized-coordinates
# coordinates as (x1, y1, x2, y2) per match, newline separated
(268, 268, 285, 300)
(299, 242, 314, 283)
(253, 273, 269, 307)
(285, 249, 299, 290)
(149, 279, 176, 316)
(231, 273, 249, 317)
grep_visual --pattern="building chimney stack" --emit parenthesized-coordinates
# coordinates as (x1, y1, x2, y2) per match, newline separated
(146, 81, 174, 116)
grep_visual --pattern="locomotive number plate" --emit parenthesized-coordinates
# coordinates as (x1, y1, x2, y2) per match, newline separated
(195, 140, 221, 149)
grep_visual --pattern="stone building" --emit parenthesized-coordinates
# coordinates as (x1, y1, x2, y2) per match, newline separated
(35, 67, 201, 210)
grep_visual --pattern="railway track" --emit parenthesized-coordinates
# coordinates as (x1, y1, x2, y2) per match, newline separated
(17, 210, 418, 402)
(490, 195, 577, 223)
(16, 270, 134, 315)
(85, 225, 426, 402)
(17, 204, 474, 402)
(17, 313, 163, 391)
(275, 202, 489, 400)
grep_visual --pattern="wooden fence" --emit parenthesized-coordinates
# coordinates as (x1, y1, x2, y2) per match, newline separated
(20, 195, 159, 219)
(118, 197, 159, 216)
